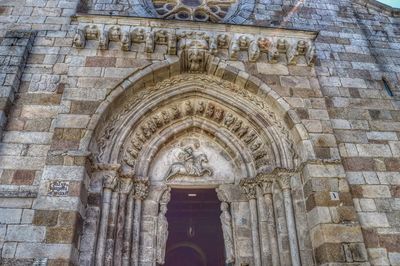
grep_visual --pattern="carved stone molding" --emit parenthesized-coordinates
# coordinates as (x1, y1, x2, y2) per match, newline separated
(122, 98, 269, 171)
(96, 74, 296, 174)
(73, 23, 317, 66)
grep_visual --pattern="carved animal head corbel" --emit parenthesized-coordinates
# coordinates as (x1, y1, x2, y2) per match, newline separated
(108, 26, 121, 42)
(145, 31, 155, 53)
(217, 34, 229, 49)
(98, 30, 109, 50)
(84, 25, 99, 40)
(296, 40, 308, 55)
(238, 35, 250, 50)
(208, 36, 218, 55)
(286, 40, 298, 65)
(167, 31, 177, 55)
(276, 38, 288, 53)
(121, 31, 131, 51)
(73, 29, 85, 49)
(257, 37, 272, 52)
(248, 40, 260, 62)
(132, 28, 146, 43)
(268, 42, 280, 64)
(155, 30, 168, 45)
(306, 45, 317, 66)
(229, 39, 240, 60)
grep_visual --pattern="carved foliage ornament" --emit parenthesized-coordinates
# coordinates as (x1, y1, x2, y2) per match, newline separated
(134, 179, 150, 200)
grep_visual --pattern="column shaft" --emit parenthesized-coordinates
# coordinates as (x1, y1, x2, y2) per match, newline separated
(95, 188, 112, 266)
(131, 199, 142, 266)
(104, 191, 120, 266)
(249, 198, 262, 266)
(122, 196, 135, 266)
(264, 193, 280, 266)
(114, 193, 128, 266)
(282, 189, 301, 266)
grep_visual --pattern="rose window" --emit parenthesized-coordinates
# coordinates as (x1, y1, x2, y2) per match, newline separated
(152, 0, 237, 22)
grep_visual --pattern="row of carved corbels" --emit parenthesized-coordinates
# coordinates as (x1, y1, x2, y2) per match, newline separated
(240, 167, 296, 200)
(73, 24, 316, 65)
(102, 173, 150, 200)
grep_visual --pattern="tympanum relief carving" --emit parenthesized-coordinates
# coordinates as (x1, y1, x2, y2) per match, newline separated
(164, 146, 213, 180)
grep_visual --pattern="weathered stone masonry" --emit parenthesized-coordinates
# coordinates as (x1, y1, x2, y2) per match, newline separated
(0, 0, 399, 265)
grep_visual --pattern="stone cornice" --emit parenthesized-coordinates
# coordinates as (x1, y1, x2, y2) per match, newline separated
(354, 0, 400, 17)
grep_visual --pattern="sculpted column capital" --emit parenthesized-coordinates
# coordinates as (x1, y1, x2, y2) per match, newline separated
(272, 167, 296, 191)
(278, 176, 291, 190)
(133, 179, 150, 200)
(103, 174, 119, 190)
(118, 178, 134, 194)
(240, 178, 258, 200)
(256, 173, 274, 195)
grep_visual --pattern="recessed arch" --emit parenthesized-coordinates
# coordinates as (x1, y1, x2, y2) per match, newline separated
(84, 59, 315, 174)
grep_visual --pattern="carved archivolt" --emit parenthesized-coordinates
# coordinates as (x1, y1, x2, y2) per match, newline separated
(95, 75, 297, 173)
(73, 24, 317, 66)
(122, 98, 270, 171)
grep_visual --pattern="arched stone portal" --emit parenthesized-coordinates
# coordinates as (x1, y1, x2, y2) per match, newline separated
(78, 53, 314, 265)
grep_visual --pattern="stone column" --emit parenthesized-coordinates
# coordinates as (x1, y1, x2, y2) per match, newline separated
(255, 185, 269, 264)
(114, 178, 133, 266)
(278, 173, 301, 266)
(96, 174, 118, 266)
(240, 179, 262, 266)
(131, 179, 150, 266)
(105, 184, 120, 266)
(259, 177, 280, 266)
(122, 188, 136, 266)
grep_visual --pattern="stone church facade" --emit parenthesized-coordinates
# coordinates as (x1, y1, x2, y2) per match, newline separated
(0, 0, 399, 265)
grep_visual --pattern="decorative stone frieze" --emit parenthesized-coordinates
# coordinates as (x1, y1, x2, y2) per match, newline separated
(72, 21, 317, 66)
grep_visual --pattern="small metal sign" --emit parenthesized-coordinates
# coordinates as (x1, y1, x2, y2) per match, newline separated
(330, 191, 340, 201)
(48, 181, 69, 197)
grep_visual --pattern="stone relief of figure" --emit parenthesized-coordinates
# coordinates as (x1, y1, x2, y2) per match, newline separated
(156, 204, 169, 264)
(188, 48, 204, 73)
(164, 147, 213, 180)
(220, 201, 235, 264)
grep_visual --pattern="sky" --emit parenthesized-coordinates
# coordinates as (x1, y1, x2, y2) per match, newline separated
(377, 0, 400, 8)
